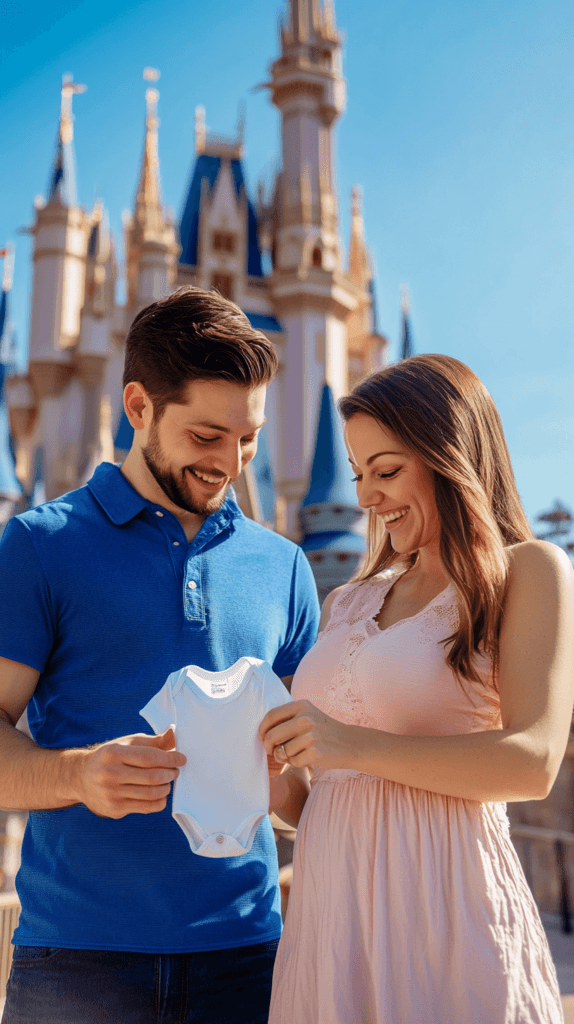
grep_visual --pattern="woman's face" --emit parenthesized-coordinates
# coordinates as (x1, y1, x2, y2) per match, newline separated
(345, 413, 441, 556)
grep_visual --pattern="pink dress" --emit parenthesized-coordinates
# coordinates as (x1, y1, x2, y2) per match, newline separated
(268, 568, 563, 1024)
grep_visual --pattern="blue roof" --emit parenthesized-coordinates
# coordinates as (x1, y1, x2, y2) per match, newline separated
(48, 125, 77, 207)
(302, 383, 357, 508)
(179, 154, 263, 277)
(114, 408, 134, 453)
(245, 312, 283, 333)
(0, 288, 6, 344)
(251, 425, 275, 524)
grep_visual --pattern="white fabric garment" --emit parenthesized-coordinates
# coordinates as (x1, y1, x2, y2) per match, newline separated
(140, 657, 293, 858)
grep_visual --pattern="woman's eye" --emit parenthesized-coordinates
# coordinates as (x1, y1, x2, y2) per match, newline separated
(351, 474, 361, 482)
(377, 469, 399, 479)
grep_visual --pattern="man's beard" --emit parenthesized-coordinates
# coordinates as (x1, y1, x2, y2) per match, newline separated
(142, 423, 232, 517)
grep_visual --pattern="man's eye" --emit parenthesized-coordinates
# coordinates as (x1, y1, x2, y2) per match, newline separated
(351, 475, 361, 482)
(192, 434, 217, 444)
(240, 436, 257, 446)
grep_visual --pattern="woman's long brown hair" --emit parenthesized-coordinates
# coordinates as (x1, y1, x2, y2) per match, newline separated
(338, 354, 534, 684)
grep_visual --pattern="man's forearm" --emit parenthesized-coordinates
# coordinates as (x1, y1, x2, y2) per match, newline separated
(269, 764, 310, 829)
(0, 715, 82, 811)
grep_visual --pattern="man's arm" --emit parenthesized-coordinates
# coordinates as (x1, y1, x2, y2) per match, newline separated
(0, 656, 186, 816)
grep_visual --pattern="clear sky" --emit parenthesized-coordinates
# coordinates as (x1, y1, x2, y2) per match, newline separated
(1, 0, 573, 530)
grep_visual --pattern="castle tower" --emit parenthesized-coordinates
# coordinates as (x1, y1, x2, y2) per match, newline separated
(75, 201, 117, 479)
(346, 186, 388, 389)
(267, 0, 362, 537)
(124, 70, 179, 315)
(300, 382, 365, 602)
(24, 75, 90, 500)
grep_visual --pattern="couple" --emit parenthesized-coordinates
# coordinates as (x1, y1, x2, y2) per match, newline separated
(0, 286, 572, 1024)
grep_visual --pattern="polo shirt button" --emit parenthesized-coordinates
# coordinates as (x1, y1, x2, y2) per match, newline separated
(188, 581, 197, 590)
(216, 835, 224, 844)
(155, 511, 164, 517)
(173, 541, 180, 546)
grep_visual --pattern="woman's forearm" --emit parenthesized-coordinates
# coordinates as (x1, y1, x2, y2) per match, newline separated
(269, 764, 310, 828)
(340, 724, 552, 803)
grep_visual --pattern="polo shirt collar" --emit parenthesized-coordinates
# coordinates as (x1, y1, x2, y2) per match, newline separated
(87, 462, 149, 525)
(87, 462, 245, 529)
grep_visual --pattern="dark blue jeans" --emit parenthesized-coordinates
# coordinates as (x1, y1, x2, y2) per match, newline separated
(2, 939, 279, 1024)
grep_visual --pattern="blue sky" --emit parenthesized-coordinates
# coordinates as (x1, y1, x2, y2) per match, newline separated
(1, 0, 573, 529)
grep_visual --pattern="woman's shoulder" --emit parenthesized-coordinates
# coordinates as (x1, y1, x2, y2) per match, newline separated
(504, 541, 574, 618)
(507, 539, 574, 583)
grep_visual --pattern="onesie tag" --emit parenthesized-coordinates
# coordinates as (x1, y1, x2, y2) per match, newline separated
(211, 682, 227, 696)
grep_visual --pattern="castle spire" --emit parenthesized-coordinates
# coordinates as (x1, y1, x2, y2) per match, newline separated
(134, 68, 163, 235)
(400, 285, 414, 359)
(348, 185, 370, 286)
(48, 75, 86, 207)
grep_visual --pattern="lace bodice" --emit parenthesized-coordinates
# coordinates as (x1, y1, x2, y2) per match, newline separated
(291, 567, 500, 734)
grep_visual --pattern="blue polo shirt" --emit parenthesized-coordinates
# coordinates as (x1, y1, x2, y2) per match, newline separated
(0, 462, 319, 953)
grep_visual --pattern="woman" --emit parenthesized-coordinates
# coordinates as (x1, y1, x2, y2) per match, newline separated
(260, 355, 574, 1024)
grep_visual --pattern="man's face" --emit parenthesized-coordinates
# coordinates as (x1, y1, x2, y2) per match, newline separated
(141, 380, 267, 517)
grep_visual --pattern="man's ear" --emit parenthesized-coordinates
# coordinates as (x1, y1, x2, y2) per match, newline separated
(124, 382, 152, 431)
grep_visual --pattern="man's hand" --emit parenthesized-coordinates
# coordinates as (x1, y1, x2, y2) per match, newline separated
(74, 726, 187, 819)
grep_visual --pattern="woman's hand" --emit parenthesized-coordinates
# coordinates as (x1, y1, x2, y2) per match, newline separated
(259, 700, 353, 770)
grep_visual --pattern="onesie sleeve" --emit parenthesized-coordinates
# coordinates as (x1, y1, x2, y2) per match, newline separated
(139, 675, 178, 735)
(272, 546, 320, 678)
(261, 663, 294, 714)
(0, 517, 56, 672)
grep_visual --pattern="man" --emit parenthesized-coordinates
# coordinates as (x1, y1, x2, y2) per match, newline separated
(0, 287, 319, 1024)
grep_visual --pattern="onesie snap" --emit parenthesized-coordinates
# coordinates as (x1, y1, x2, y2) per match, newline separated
(140, 657, 293, 858)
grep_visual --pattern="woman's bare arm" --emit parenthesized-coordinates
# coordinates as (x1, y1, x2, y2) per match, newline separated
(260, 542, 574, 803)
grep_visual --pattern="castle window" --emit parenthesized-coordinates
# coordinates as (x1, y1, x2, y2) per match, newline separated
(337, 552, 349, 563)
(211, 273, 234, 300)
(212, 231, 236, 254)
(312, 247, 322, 267)
(309, 553, 323, 564)
(332, 506, 344, 514)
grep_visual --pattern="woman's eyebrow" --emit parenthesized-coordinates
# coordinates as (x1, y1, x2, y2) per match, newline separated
(348, 450, 403, 467)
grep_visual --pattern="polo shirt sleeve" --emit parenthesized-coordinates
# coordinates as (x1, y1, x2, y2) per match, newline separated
(272, 547, 320, 679)
(0, 517, 55, 672)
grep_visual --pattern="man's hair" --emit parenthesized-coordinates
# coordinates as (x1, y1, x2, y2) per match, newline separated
(123, 287, 278, 418)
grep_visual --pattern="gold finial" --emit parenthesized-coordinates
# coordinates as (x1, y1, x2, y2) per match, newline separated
(60, 73, 86, 145)
(400, 284, 410, 316)
(195, 106, 206, 154)
(143, 67, 160, 83)
(143, 68, 160, 125)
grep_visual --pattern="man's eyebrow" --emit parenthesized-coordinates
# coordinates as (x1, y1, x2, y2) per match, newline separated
(348, 450, 403, 467)
(188, 419, 267, 434)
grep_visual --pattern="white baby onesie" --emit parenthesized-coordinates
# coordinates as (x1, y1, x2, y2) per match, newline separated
(139, 657, 293, 858)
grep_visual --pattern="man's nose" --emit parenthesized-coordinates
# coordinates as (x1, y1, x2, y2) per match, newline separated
(219, 441, 243, 480)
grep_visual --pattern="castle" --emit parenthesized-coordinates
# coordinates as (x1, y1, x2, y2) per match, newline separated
(0, 0, 393, 595)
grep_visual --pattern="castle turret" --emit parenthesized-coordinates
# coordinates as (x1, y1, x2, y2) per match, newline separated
(267, 0, 362, 537)
(300, 382, 365, 602)
(27, 76, 89, 407)
(76, 201, 117, 479)
(124, 70, 179, 314)
(346, 185, 388, 389)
